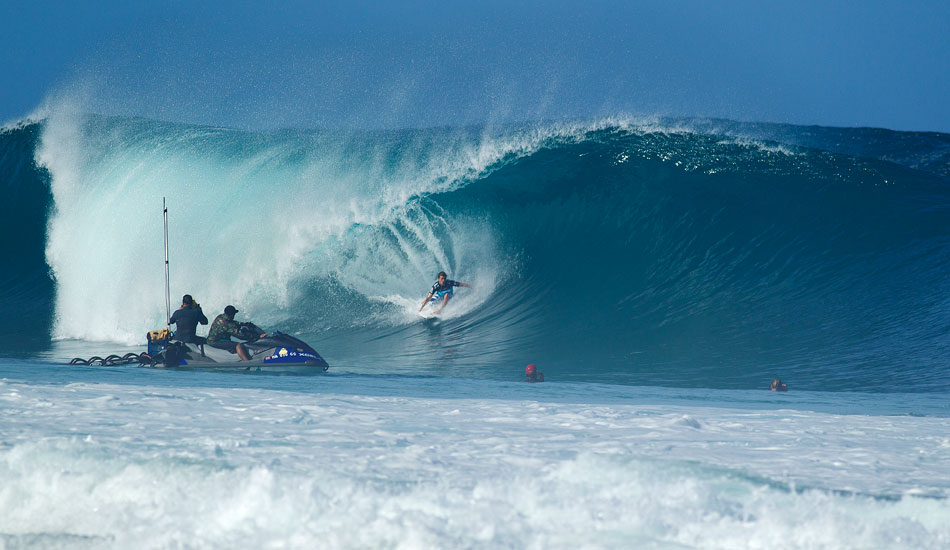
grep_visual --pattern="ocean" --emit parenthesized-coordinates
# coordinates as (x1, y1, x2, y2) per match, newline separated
(1, 112, 949, 548)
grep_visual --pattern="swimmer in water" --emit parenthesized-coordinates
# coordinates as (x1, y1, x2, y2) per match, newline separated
(525, 364, 544, 383)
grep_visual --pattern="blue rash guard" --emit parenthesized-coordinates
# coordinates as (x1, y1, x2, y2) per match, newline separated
(429, 279, 461, 301)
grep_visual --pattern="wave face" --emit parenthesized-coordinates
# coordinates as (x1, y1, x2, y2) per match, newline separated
(2, 114, 949, 391)
(0, 123, 54, 351)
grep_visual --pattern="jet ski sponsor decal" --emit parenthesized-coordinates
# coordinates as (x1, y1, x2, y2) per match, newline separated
(264, 347, 320, 363)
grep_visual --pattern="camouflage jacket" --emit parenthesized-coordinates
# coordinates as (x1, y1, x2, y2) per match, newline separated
(207, 314, 241, 344)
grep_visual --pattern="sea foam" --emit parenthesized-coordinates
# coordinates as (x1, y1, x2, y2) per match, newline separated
(1, 373, 948, 549)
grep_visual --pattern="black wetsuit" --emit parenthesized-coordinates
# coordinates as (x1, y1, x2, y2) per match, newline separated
(525, 372, 545, 383)
(169, 307, 208, 343)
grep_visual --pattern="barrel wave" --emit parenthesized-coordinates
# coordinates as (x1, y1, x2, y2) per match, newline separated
(2, 113, 948, 391)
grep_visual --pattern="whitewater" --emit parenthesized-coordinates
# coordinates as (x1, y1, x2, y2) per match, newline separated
(1, 109, 950, 548)
(3, 361, 950, 550)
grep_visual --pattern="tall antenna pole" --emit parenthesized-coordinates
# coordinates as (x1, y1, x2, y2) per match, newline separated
(164, 197, 171, 328)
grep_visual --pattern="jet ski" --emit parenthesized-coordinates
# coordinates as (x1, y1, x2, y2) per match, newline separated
(150, 323, 329, 374)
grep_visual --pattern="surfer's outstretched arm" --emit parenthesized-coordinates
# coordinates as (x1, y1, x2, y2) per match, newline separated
(419, 293, 433, 312)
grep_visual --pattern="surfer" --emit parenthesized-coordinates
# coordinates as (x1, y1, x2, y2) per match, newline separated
(524, 364, 544, 383)
(770, 378, 788, 392)
(168, 294, 208, 344)
(419, 271, 474, 315)
(207, 305, 267, 361)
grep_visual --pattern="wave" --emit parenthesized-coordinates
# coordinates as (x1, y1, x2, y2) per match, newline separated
(0, 122, 54, 350)
(2, 112, 949, 390)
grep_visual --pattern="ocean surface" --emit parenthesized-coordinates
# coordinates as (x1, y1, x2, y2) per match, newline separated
(1, 113, 949, 548)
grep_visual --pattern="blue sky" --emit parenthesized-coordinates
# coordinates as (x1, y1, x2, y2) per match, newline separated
(2, 0, 948, 131)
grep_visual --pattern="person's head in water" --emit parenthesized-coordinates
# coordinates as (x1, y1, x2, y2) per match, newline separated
(182, 295, 194, 308)
(770, 378, 788, 392)
(224, 305, 239, 320)
(525, 363, 544, 382)
(438, 271, 447, 283)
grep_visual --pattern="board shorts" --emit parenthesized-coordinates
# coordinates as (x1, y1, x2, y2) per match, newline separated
(208, 340, 238, 353)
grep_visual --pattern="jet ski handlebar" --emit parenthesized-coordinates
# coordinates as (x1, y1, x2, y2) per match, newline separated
(238, 322, 266, 342)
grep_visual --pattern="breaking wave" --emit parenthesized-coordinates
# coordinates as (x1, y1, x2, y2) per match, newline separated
(2, 112, 949, 390)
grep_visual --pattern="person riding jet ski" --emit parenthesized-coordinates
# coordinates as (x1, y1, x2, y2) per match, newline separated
(207, 305, 266, 361)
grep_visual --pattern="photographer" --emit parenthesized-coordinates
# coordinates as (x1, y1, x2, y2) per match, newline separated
(168, 294, 208, 344)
